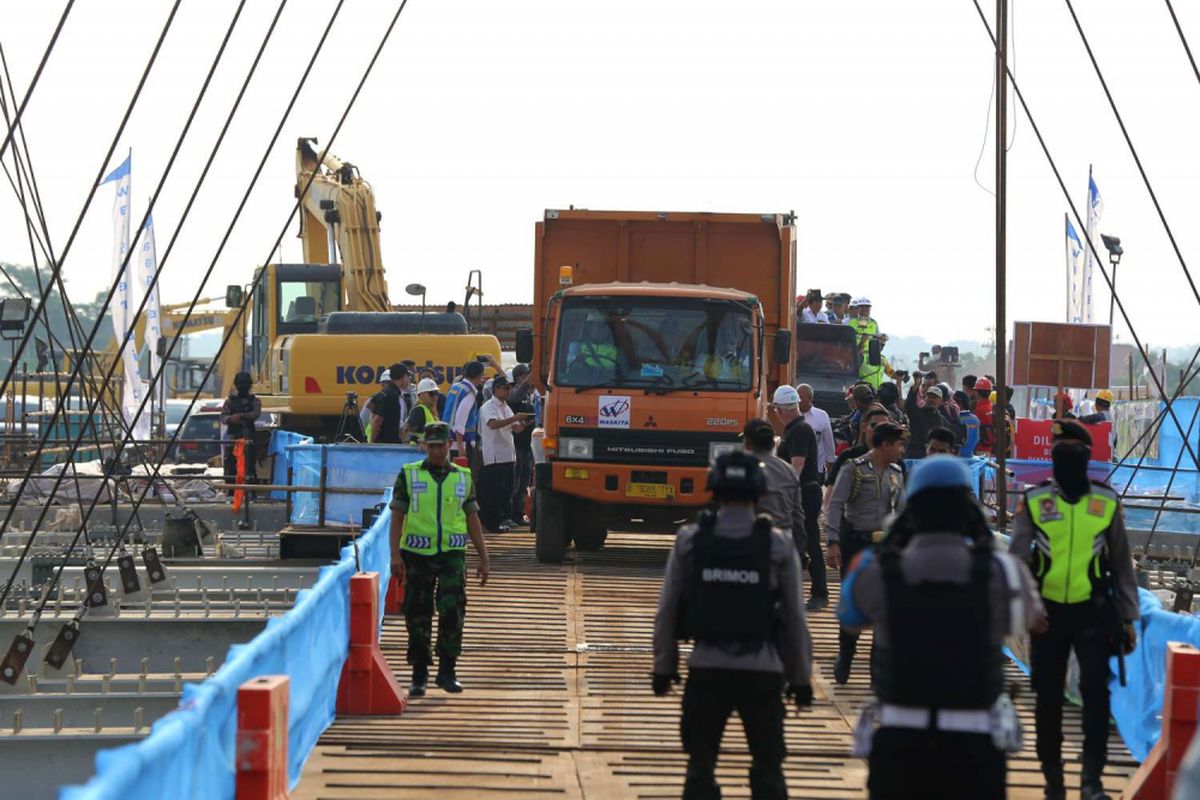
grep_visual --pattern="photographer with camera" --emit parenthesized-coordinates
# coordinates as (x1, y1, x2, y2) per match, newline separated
(903, 373, 954, 460)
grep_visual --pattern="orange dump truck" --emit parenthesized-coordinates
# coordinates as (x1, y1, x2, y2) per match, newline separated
(515, 209, 796, 562)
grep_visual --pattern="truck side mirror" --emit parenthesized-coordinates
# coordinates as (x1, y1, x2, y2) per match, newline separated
(515, 328, 534, 364)
(225, 284, 243, 308)
(772, 329, 791, 365)
(868, 338, 882, 366)
(156, 338, 169, 359)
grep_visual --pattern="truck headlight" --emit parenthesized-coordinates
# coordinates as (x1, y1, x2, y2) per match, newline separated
(560, 437, 593, 459)
(708, 441, 738, 463)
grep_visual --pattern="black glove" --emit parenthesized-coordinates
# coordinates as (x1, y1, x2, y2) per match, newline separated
(787, 684, 813, 709)
(652, 673, 680, 696)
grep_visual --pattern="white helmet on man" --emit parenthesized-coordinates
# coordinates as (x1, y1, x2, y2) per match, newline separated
(852, 295, 872, 307)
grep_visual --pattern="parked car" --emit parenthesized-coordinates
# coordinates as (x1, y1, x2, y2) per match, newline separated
(167, 401, 280, 464)
(163, 398, 196, 438)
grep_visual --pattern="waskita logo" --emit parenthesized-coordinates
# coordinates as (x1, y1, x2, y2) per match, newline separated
(598, 395, 631, 429)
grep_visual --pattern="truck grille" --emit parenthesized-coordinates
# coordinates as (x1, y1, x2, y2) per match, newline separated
(562, 428, 738, 467)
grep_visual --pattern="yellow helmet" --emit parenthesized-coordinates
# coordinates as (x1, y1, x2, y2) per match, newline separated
(1096, 389, 1114, 404)
(989, 391, 997, 404)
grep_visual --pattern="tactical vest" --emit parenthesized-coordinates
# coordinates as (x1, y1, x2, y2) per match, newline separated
(873, 545, 1003, 709)
(1025, 482, 1117, 605)
(851, 317, 878, 349)
(410, 404, 437, 442)
(580, 342, 618, 368)
(681, 513, 775, 649)
(442, 380, 481, 442)
(400, 462, 472, 556)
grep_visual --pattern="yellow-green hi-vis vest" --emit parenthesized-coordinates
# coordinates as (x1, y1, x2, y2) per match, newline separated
(411, 404, 437, 442)
(400, 462, 471, 555)
(1026, 482, 1117, 604)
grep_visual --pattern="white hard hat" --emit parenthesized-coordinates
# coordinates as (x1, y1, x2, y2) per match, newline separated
(853, 295, 872, 307)
(378, 369, 391, 383)
(772, 385, 800, 405)
(416, 377, 439, 394)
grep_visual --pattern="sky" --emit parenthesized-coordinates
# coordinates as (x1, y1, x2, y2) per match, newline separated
(2, 0, 1199, 350)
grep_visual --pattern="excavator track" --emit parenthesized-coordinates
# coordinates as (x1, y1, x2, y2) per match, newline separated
(296, 531, 1136, 799)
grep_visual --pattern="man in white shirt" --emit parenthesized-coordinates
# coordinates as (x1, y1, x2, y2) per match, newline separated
(799, 289, 828, 324)
(477, 376, 529, 532)
(796, 383, 835, 481)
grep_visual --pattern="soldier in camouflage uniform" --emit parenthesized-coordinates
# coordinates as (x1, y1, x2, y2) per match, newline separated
(390, 422, 491, 696)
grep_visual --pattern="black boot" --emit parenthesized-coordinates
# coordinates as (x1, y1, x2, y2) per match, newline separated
(1041, 762, 1065, 800)
(833, 633, 857, 685)
(409, 663, 428, 698)
(436, 658, 463, 693)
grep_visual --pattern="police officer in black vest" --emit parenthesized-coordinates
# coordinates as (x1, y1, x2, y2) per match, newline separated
(652, 451, 813, 800)
(219, 371, 261, 487)
(840, 457, 1044, 799)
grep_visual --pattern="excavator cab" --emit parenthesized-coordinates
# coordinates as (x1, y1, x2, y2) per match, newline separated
(243, 263, 344, 393)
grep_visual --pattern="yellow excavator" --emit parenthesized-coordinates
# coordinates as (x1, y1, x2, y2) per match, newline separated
(227, 139, 501, 439)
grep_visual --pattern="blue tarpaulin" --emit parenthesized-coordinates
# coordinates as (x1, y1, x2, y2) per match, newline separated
(267, 430, 312, 500)
(59, 493, 395, 799)
(1109, 589, 1200, 761)
(289, 443, 423, 527)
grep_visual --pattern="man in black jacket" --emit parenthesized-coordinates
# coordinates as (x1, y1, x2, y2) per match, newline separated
(904, 383, 956, 459)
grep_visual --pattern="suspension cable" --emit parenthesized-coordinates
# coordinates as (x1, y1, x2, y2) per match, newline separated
(1062, 0, 1200, 309)
(0, 0, 182, 409)
(74, 0, 415, 625)
(968, 0, 1200, 477)
(1164, 0, 1200, 88)
(0, 0, 75, 163)
(2, 0, 303, 622)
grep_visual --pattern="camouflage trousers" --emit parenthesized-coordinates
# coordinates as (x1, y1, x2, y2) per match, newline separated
(401, 550, 467, 666)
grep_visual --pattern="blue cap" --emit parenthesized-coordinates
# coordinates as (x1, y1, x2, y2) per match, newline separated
(905, 456, 972, 499)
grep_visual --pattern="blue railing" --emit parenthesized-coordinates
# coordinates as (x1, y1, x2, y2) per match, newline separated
(59, 497, 394, 799)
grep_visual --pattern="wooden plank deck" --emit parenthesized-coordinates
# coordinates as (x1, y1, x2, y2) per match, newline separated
(295, 530, 1137, 799)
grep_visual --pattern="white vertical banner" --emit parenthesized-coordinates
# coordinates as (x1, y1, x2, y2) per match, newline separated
(1082, 171, 1103, 324)
(1065, 216, 1085, 323)
(138, 213, 162, 376)
(100, 153, 150, 442)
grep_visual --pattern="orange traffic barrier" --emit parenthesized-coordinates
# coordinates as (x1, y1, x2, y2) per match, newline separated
(384, 573, 404, 615)
(335, 572, 407, 715)
(1123, 641, 1200, 799)
(236, 675, 289, 800)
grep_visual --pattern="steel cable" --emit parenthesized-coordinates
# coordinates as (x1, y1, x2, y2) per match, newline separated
(0, 0, 75, 164)
(1062, 0, 1200, 309)
(968, 0, 1200, 478)
(72, 0, 415, 629)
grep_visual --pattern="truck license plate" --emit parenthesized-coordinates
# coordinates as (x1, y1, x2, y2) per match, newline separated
(625, 482, 675, 500)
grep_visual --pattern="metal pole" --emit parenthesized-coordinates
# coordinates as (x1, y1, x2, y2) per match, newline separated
(1109, 256, 1117, 326)
(994, 0, 1009, 531)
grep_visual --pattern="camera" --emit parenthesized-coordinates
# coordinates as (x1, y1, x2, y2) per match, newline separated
(893, 369, 910, 383)
(476, 354, 490, 363)
(911, 370, 926, 381)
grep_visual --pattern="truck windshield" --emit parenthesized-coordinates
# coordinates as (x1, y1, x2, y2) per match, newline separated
(554, 300, 754, 391)
(795, 324, 860, 376)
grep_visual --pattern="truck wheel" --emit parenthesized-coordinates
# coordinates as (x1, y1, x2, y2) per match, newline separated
(572, 525, 608, 551)
(534, 488, 568, 563)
